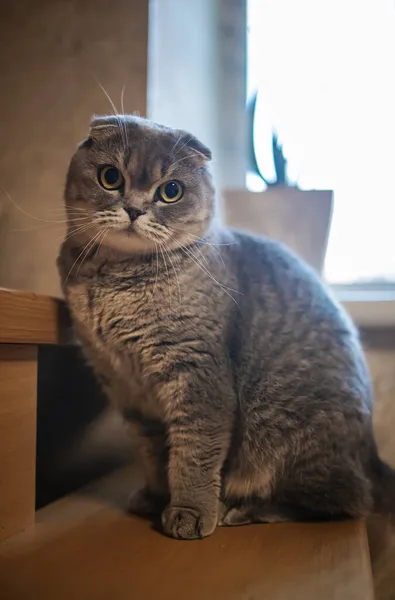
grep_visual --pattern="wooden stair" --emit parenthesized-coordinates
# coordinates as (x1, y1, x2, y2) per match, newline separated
(0, 289, 375, 599)
(0, 467, 374, 600)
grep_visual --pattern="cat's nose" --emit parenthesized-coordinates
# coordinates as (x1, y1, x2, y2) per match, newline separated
(124, 206, 146, 223)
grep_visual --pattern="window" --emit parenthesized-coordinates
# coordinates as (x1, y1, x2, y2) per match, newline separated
(247, 0, 395, 286)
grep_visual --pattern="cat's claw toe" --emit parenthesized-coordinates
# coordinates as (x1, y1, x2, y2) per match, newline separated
(128, 488, 167, 516)
(219, 506, 253, 527)
(161, 506, 217, 540)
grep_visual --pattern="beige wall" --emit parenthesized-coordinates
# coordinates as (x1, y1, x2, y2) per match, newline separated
(0, 0, 148, 297)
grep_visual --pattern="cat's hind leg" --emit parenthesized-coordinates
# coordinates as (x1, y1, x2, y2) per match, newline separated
(221, 460, 373, 527)
(219, 500, 299, 526)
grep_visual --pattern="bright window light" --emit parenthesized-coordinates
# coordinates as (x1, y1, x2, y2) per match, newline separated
(247, 0, 395, 284)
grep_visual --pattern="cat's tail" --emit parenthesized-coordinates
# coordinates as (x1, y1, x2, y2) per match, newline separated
(372, 456, 395, 519)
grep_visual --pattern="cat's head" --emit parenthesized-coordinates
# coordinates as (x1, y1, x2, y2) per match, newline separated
(64, 115, 215, 253)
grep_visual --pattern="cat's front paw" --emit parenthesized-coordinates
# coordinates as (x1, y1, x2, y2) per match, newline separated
(128, 488, 167, 516)
(161, 505, 217, 540)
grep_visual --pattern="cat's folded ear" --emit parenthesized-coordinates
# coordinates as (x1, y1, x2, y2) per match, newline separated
(77, 116, 120, 149)
(89, 115, 119, 138)
(174, 130, 212, 161)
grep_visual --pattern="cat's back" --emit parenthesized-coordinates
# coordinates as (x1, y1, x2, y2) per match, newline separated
(222, 229, 371, 406)
(226, 228, 353, 332)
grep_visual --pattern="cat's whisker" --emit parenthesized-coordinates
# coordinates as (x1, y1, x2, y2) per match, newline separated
(184, 242, 239, 294)
(49, 206, 87, 213)
(75, 228, 107, 277)
(12, 219, 93, 237)
(158, 244, 173, 308)
(120, 85, 126, 115)
(150, 243, 155, 291)
(52, 217, 91, 224)
(170, 227, 237, 247)
(94, 77, 118, 115)
(152, 240, 160, 297)
(169, 131, 184, 158)
(185, 249, 241, 308)
(93, 78, 129, 151)
(163, 242, 182, 309)
(64, 228, 105, 284)
(196, 239, 227, 270)
(52, 226, 94, 247)
(94, 225, 110, 258)
(116, 115, 128, 154)
(167, 154, 196, 172)
(190, 241, 209, 266)
(64, 222, 98, 242)
(64, 213, 92, 219)
(171, 134, 195, 160)
(1, 188, 92, 224)
(64, 214, 91, 220)
(169, 235, 241, 307)
(94, 218, 120, 227)
(119, 88, 129, 151)
(169, 229, 228, 271)
(100, 87, 127, 152)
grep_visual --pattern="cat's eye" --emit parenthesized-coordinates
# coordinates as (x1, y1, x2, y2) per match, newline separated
(98, 166, 124, 191)
(156, 180, 184, 203)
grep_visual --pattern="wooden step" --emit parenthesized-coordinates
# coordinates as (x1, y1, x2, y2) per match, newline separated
(0, 289, 107, 537)
(0, 288, 68, 541)
(0, 467, 374, 600)
(0, 344, 37, 542)
(0, 288, 71, 346)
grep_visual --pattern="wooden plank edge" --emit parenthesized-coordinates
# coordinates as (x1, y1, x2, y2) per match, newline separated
(0, 288, 73, 345)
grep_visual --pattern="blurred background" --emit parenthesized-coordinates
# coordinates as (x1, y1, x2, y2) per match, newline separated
(248, 0, 395, 287)
(1, 1, 394, 315)
(1, 1, 395, 290)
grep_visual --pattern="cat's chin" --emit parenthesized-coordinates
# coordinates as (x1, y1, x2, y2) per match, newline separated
(103, 229, 156, 254)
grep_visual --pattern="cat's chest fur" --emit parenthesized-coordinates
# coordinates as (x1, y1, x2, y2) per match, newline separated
(64, 263, 214, 417)
(67, 277, 163, 367)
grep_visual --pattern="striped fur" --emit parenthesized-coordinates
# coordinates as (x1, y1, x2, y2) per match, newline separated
(59, 115, 389, 539)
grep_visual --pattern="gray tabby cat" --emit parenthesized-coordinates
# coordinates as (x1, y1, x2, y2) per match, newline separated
(58, 114, 394, 540)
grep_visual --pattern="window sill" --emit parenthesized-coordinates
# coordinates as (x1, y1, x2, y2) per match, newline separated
(332, 288, 395, 327)
(342, 299, 395, 327)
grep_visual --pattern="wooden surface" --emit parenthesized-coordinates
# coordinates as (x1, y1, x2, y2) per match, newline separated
(0, 467, 374, 600)
(0, 288, 70, 345)
(0, 345, 38, 542)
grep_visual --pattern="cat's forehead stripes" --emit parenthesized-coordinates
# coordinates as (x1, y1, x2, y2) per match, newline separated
(125, 145, 172, 190)
(88, 116, 209, 191)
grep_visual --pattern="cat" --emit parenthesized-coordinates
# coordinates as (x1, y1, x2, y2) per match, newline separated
(58, 114, 395, 540)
